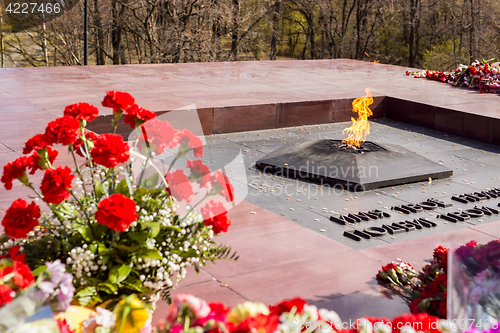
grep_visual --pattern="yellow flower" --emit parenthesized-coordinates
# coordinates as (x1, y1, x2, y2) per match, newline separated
(114, 295, 151, 333)
(228, 302, 270, 325)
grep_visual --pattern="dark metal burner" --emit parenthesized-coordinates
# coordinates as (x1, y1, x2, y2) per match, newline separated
(255, 139, 453, 191)
(325, 140, 387, 154)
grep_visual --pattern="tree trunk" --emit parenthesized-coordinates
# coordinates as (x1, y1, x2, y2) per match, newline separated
(111, 0, 122, 65)
(231, 0, 239, 60)
(212, 0, 222, 61)
(93, 0, 105, 65)
(42, 18, 48, 66)
(120, 30, 128, 64)
(469, 0, 474, 63)
(0, 11, 4, 68)
(307, 16, 315, 59)
(270, 1, 281, 60)
(408, 0, 420, 68)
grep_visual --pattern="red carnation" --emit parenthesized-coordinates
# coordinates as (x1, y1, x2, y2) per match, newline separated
(269, 298, 309, 315)
(90, 133, 130, 168)
(211, 170, 235, 202)
(201, 200, 231, 234)
(73, 131, 98, 158)
(165, 170, 194, 202)
(187, 160, 211, 187)
(177, 129, 204, 157)
(433, 246, 449, 271)
(2, 199, 41, 239)
(123, 104, 156, 129)
(455, 240, 478, 262)
(139, 119, 178, 155)
(231, 313, 279, 333)
(409, 299, 422, 314)
(0, 285, 15, 307)
(0, 245, 26, 263)
(102, 91, 135, 113)
(64, 102, 99, 122)
(45, 116, 81, 146)
(95, 194, 138, 232)
(41, 166, 74, 204)
(23, 134, 50, 154)
(1, 156, 30, 190)
(56, 318, 75, 333)
(28, 147, 58, 175)
(2, 261, 35, 289)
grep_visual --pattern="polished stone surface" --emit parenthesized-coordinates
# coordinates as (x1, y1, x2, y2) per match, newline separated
(255, 139, 452, 190)
(1, 61, 500, 326)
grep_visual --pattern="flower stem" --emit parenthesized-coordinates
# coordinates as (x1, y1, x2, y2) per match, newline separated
(69, 146, 89, 199)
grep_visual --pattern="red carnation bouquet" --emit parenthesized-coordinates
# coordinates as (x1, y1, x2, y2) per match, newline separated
(376, 247, 451, 319)
(405, 58, 500, 93)
(0, 91, 237, 307)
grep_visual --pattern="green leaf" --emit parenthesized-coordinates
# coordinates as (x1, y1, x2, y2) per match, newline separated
(95, 183, 105, 200)
(113, 244, 141, 255)
(143, 221, 160, 237)
(140, 173, 160, 189)
(176, 141, 191, 158)
(100, 253, 115, 265)
(91, 224, 109, 241)
(121, 279, 145, 292)
(115, 179, 130, 196)
(97, 282, 119, 295)
(78, 227, 94, 242)
(59, 203, 78, 215)
(135, 249, 162, 260)
(128, 231, 148, 244)
(175, 249, 197, 258)
(147, 173, 160, 188)
(75, 286, 100, 307)
(108, 264, 132, 284)
(31, 265, 47, 277)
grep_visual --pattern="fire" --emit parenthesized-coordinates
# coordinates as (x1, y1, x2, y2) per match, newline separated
(342, 87, 374, 148)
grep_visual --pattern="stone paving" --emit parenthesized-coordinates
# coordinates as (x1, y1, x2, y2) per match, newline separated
(1, 60, 500, 324)
(151, 118, 500, 324)
(200, 119, 500, 250)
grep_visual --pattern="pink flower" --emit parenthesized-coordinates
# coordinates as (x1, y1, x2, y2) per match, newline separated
(140, 316, 153, 333)
(469, 286, 483, 304)
(167, 294, 211, 323)
(473, 269, 493, 286)
(82, 307, 116, 333)
(170, 324, 183, 333)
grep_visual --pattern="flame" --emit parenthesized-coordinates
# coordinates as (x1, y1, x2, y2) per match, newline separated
(342, 88, 374, 148)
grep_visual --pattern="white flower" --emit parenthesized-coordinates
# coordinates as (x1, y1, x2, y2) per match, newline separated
(318, 309, 342, 331)
(146, 239, 155, 249)
(374, 322, 392, 333)
(303, 305, 318, 322)
(400, 326, 416, 333)
(356, 318, 373, 333)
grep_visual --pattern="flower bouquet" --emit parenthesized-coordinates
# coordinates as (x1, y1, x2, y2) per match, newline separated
(377, 239, 500, 326)
(406, 59, 500, 93)
(154, 294, 452, 333)
(448, 240, 500, 330)
(0, 246, 75, 332)
(376, 247, 451, 318)
(158, 294, 343, 333)
(0, 91, 237, 309)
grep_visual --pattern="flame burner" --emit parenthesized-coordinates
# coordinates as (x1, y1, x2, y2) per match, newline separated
(328, 140, 386, 154)
(255, 139, 453, 191)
